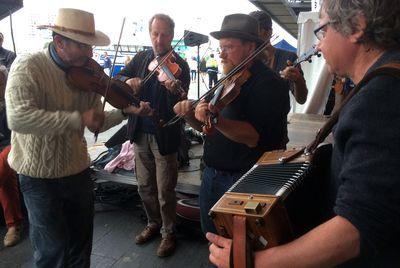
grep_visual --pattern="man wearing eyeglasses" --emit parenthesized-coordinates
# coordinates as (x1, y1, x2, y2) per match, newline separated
(5, 8, 138, 267)
(173, 13, 290, 237)
(207, 1, 400, 267)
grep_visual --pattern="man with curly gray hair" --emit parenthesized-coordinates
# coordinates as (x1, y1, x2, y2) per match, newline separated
(207, 0, 400, 267)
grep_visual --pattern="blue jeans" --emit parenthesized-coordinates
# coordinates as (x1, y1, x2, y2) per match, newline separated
(19, 169, 94, 268)
(199, 166, 244, 234)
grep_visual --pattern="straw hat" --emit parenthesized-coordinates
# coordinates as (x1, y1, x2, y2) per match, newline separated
(38, 8, 110, 46)
(210, 14, 263, 45)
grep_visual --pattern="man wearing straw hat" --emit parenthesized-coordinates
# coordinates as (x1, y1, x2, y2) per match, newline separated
(5, 8, 136, 267)
(174, 13, 290, 236)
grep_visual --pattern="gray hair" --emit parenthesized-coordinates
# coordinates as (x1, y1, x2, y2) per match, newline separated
(323, 0, 400, 49)
(148, 14, 175, 35)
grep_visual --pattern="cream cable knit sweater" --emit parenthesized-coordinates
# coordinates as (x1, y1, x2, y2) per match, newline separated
(5, 47, 125, 178)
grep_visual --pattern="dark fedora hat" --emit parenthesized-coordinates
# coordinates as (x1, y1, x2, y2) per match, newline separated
(210, 14, 263, 45)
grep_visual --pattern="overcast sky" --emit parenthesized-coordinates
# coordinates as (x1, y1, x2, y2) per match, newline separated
(0, 0, 297, 53)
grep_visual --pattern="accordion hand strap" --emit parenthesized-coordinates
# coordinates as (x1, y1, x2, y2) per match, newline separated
(306, 63, 400, 153)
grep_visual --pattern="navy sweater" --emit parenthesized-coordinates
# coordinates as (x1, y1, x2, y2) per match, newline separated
(330, 49, 400, 266)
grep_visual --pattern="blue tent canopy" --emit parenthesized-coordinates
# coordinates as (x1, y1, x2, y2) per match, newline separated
(274, 39, 296, 53)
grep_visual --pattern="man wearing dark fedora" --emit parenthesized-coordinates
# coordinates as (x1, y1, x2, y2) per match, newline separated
(5, 8, 138, 267)
(174, 13, 290, 234)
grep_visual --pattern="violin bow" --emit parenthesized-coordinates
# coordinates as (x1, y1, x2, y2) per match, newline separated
(163, 38, 271, 127)
(94, 17, 126, 142)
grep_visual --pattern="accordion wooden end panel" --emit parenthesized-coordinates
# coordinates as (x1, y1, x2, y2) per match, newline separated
(210, 192, 293, 250)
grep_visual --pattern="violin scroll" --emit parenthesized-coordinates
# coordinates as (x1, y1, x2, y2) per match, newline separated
(293, 45, 320, 67)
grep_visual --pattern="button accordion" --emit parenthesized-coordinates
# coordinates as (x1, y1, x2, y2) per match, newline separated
(209, 144, 332, 250)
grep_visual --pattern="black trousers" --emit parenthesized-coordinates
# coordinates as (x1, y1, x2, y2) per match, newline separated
(208, 72, 218, 88)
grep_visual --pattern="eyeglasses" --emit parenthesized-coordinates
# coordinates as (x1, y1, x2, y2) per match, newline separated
(71, 40, 95, 50)
(62, 36, 94, 50)
(314, 21, 330, 41)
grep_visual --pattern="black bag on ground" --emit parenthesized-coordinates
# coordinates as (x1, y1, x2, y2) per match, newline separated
(178, 124, 190, 168)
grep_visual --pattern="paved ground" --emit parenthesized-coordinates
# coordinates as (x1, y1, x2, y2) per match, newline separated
(0, 136, 208, 268)
(0, 201, 210, 268)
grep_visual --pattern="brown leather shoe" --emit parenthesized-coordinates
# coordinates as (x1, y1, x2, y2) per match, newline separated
(4, 225, 22, 247)
(157, 234, 176, 257)
(135, 226, 159, 245)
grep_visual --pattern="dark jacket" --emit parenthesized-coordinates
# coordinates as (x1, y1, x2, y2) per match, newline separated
(116, 49, 190, 155)
(0, 47, 16, 71)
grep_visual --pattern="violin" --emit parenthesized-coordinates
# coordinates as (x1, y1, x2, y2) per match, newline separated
(148, 53, 182, 83)
(67, 57, 140, 109)
(202, 69, 251, 135)
(147, 53, 186, 97)
(67, 58, 166, 128)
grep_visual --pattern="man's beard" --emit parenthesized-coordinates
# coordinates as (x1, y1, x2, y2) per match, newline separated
(154, 45, 170, 56)
(222, 61, 235, 75)
(68, 56, 88, 67)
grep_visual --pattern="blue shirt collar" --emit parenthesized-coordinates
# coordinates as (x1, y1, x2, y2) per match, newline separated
(49, 42, 69, 71)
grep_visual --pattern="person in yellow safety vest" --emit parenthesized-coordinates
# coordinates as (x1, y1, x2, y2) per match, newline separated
(206, 54, 218, 88)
